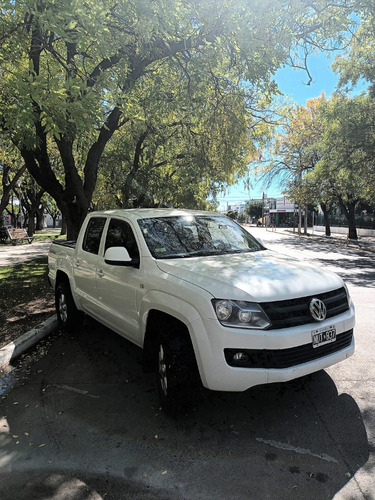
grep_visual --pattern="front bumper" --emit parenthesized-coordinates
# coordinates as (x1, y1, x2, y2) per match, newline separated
(192, 304, 355, 392)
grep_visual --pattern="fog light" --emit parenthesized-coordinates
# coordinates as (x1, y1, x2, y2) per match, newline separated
(233, 352, 249, 363)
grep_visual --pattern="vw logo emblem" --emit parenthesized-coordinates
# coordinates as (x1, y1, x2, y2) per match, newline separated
(310, 298, 327, 321)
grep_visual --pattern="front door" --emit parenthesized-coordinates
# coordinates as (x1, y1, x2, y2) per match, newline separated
(95, 217, 142, 343)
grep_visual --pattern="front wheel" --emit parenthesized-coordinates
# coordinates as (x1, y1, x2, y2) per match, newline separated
(155, 329, 200, 416)
(55, 280, 83, 332)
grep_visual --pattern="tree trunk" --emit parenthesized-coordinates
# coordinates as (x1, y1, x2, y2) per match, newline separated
(338, 197, 358, 240)
(320, 203, 331, 237)
(59, 199, 88, 240)
(346, 203, 358, 240)
(27, 213, 35, 236)
(22, 107, 122, 240)
(0, 164, 27, 226)
(36, 206, 45, 230)
(60, 216, 67, 236)
(0, 196, 11, 228)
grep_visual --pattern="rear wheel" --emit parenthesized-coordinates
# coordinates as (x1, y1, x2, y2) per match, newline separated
(155, 325, 200, 416)
(55, 280, 83, 332)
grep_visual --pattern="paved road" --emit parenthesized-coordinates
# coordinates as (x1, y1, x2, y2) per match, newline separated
(0, 229, 374, 499)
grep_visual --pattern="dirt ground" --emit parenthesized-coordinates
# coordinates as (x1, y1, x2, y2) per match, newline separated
(0, 256, 55, 349)
(0, 295, 55, 348)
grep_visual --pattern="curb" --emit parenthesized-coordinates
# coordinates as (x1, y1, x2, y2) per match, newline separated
(0, 315, 58, 370)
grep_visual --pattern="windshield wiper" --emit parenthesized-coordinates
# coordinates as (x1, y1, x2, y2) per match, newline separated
(158, 248, 255, 259)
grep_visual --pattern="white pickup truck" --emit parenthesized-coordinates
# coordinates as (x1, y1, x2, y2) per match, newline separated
(48, 208, 355, 414)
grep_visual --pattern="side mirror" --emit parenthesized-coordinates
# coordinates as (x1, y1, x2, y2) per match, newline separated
(104, 246, 132, 266)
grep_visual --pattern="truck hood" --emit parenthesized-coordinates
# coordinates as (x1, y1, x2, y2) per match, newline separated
(156, 250, 344, 302)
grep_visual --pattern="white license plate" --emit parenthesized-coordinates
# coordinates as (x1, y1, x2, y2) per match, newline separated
(312, 326, 336, 348)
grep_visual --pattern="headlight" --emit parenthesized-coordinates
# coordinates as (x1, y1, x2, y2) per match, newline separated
(212, 299, 271, 329)
(344, 283, 353, 308)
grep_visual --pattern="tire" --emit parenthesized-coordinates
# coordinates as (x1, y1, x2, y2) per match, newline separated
(155, 326, 200, 416)
(55, 280, 83, 332)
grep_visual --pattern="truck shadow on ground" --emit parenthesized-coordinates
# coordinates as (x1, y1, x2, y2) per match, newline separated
(1, 323, 370, 500)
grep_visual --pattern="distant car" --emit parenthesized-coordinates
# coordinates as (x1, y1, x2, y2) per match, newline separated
(48, 209, 355, 414)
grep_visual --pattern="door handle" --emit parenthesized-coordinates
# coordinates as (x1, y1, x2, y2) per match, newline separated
(75, 259, 81, 268)
(97, 269, 104, 278)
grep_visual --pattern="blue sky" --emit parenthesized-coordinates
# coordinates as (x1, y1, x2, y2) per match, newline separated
(215, 52, 344, 210)
(276, 52, 340, 105)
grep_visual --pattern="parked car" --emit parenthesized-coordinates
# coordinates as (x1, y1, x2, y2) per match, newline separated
(48, 209, 355, 414)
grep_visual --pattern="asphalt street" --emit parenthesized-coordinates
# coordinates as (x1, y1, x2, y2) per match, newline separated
(0, 228, 374, 499)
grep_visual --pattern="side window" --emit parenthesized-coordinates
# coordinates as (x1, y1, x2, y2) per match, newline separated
(82, 217, 106, 255)
(105, 218, 140, 261)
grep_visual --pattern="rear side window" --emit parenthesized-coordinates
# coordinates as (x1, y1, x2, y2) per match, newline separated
(82, 217, 106, 255)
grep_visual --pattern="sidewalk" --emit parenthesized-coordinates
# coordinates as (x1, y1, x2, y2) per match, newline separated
(265, 226, 375, 254)
(0, 240, 52, 266)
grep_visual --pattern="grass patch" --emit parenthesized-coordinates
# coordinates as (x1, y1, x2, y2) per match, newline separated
(0, 257, 49, 296)
(33, 233, 65, 243)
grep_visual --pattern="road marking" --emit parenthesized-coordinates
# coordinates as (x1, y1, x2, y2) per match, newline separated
(55, 384, 100, 398)
(256, 437, 338, 463)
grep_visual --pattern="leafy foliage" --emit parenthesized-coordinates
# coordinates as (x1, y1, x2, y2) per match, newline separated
(245, 200, 263, 220)
(316, 93, 375, 238)
(261, 95, 326, 201)
(259, 90, 375, 239)
(333, 0, 375, 94)
(0, 0, 356, 237)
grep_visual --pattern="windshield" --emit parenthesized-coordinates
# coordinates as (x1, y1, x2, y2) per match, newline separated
(138, 215, 264, 259)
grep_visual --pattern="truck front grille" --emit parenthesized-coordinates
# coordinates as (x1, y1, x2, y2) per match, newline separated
(224, 329, 353, 369)
(261, 287, 349, 329)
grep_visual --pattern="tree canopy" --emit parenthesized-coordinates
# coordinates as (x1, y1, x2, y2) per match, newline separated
(316, 93, 375, 238)
(259, 90, 375, 239)
(0, 0, 356, 238)
(333, 0, 375, 94)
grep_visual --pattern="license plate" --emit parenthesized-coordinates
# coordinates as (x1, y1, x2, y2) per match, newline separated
(312, 326, 336, 348)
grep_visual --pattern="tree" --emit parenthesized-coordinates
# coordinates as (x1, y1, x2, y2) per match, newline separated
(19, 177, 45, 234)
(316, 93, 375, 239)
(260, 96, 326, 234)
(0, 0, 356, 238)
(333, 0, 375, 94)
(98, 59, 259, 210)
(245, 200, 263, 221)
(0, 140, 27, 226)
(302, 170, 335, 236)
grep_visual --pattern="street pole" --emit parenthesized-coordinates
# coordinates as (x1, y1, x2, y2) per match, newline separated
(17, 179, 23, 228)
(262, 192, 264, 227)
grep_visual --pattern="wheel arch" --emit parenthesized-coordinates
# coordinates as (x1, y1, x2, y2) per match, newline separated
(142, 310, 193, 373)
(55, 270, 80, 310)
(55, 269, 70, 286)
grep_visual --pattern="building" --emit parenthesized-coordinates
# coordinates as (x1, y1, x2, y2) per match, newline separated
(227, 202, 248, 214)
(268, 197, 298, 227)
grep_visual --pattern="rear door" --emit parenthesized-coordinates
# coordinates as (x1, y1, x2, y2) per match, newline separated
(73, 216, 106, 316)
